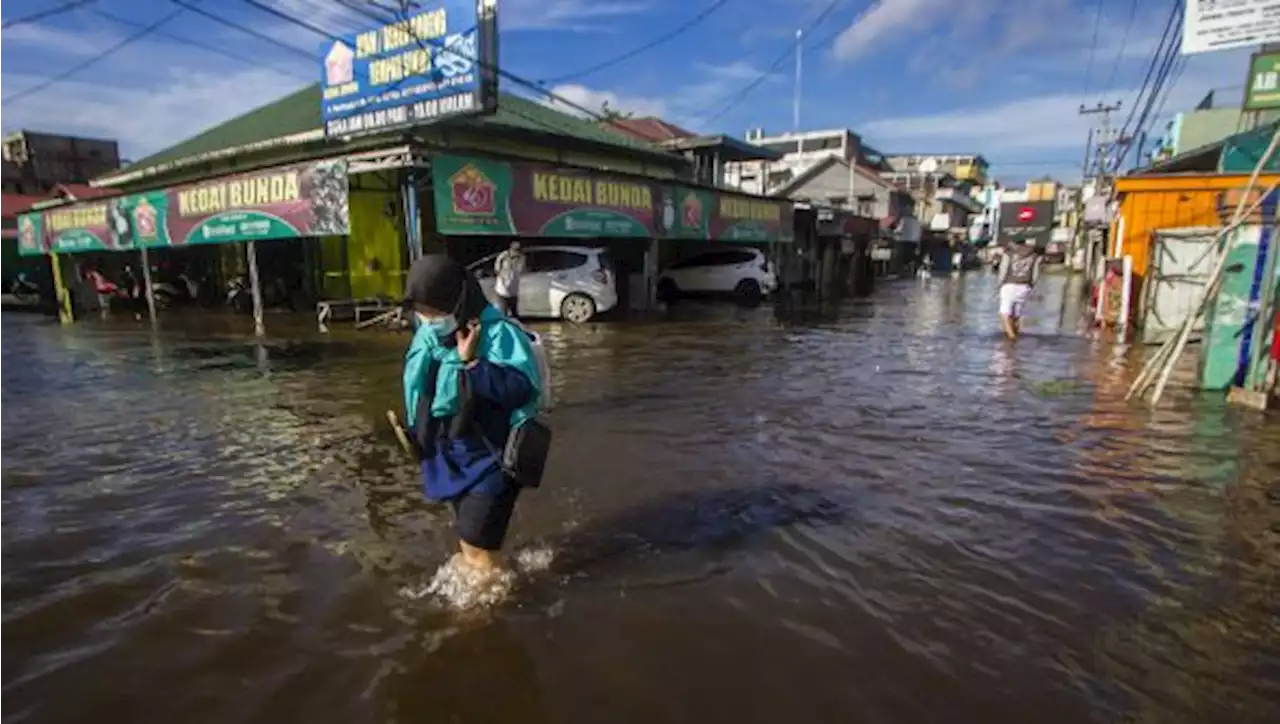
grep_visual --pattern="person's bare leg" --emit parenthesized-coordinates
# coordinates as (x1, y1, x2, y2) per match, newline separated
(458, 540, 502, 573)
(1000, 314, 1018, 340)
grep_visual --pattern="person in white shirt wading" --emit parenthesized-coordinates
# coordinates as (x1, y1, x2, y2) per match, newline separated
(997, 239, 1042, 341)
(493, 241, 525, 319)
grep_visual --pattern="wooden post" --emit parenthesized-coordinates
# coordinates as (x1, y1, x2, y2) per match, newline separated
(1247, 214, 1279, 390)
(139, 246, 157, 324)
(1118, 254, 1133, 342)
(402, 170, 422, 263)
(246, 241, 265, 337)
(49, 252, 73, 324)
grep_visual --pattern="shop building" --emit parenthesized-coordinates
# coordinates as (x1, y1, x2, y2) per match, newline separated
(16, 4, 803, 329)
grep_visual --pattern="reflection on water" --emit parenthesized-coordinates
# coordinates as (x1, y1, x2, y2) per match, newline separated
(3, 273, 1278, 724)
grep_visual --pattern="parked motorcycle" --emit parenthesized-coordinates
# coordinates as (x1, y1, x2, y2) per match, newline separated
(9, 274, 40, 302)
(152, 271, 203, 308)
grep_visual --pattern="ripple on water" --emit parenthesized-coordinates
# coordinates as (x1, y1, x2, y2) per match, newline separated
(3, 275, 1279, 724)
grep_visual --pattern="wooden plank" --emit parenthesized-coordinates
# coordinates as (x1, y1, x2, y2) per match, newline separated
(1227, 386, 1275, 410)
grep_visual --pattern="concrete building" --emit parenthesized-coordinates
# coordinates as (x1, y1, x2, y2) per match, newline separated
(723, 128, 884, 196)
(1149, 104, 1280, 163)
(2, 131, 121, 195)
(770, 155, 900, 218)
(883, 153, 989, 186)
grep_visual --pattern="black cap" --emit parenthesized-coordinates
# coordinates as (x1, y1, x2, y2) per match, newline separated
(403, 254, 487, 320)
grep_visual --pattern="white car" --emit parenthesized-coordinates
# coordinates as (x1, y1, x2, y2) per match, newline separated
(658, 247, 777, 300)
(469, 245, 618, 323)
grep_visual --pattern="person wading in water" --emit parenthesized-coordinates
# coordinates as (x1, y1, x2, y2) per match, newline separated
(493, 240, 525, 318)
(997, 239, 1042, 341)
(402, 255, 544, 579)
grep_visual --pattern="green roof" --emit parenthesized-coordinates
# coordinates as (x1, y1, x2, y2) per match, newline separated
(121, 85, 675, 178)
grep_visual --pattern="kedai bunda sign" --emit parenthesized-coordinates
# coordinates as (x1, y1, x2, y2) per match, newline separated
(18, 161, 351, 256)
(432, 154, 794, 242)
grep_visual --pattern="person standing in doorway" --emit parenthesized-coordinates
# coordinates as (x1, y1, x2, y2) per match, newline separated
(997, 239, 1042, 341)
(493, 240, 525, 318)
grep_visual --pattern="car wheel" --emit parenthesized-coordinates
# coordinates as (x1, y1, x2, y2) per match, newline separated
(657, 277, 679, 302)
(734, 279, 762, 302)
(560, 292, 596, 323)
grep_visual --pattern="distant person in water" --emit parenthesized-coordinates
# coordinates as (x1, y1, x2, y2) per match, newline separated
(493, 240, 525, 318)
(997, 239, 1042, 340)
(402, 255, 543, 577)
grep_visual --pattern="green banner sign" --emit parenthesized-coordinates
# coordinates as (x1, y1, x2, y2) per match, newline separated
(16, 201, 132, 256)
(432, 154, 794, 242)
(433, 155, 659, 238)
(17, 160, 350, 256)
(657, 185, 795, 243)
(1244, 51, 1280, 111)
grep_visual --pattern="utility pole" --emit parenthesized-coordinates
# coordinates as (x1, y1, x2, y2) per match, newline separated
(793, 29, 803, 132)
(1079, 101, 1122, 185)
(1074, 101, 1122, 277)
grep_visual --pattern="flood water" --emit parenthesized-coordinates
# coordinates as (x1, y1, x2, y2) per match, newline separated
(4, 272, 1278, 724)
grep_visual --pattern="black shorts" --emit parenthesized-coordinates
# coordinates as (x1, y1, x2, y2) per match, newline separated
(450, 484, 520, 551)
(497, 295, 518, 318)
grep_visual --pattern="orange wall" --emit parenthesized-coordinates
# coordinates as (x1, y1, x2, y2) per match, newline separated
(1112, 173, 1280, 277)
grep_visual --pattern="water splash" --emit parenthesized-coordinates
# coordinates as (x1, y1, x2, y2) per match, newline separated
(399, 546, 557, 610)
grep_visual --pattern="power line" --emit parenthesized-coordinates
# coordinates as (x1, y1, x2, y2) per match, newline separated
(92, 8, 311, 80)
(1103, 0, 1139, 91)
(1135, 55, 1187, 168)
(2, 6, 185, 104)
(1081, 0, 1104, 95)
(2, 0, 96, 29)
(541, 0, 731, 85)
(238, 0, 342, 40)
(172, 0, 315, 60)
(694, 0, 847, 125)
(1120, 23, 1184, 171)
(1115, 0, 1181, 146)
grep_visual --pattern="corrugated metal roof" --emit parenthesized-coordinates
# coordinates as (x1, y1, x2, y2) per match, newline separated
(102, 87, 678, 186)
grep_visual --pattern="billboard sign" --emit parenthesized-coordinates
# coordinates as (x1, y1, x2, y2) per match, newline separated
(1244, 50, 1280, 109)
(997, 200, 1055, 247)
(321, 0, 497, 138)
(1183, 1, 1280, 55)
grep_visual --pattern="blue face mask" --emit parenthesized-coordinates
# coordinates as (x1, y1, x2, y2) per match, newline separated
(417, 313, 458, 337)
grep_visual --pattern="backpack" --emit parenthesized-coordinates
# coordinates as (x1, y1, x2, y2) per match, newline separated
(506, 318, 554, 411)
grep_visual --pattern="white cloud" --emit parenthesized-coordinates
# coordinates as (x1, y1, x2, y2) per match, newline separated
(1, 22, 125, 57)
(694, 60, 781, 82)
(544, 83, 669, 118)
(1, 69, 306, 160)
(832, 0, 949, 60)
(858, 49, 1251, 158)
(540, 57, 784, 129)
(503, 0, 651, 31)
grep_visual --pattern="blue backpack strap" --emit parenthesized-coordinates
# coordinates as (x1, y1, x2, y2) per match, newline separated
(413, 358, 442, 457)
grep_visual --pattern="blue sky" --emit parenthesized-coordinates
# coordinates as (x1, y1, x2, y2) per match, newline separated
(0, 0, 1257, 184)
